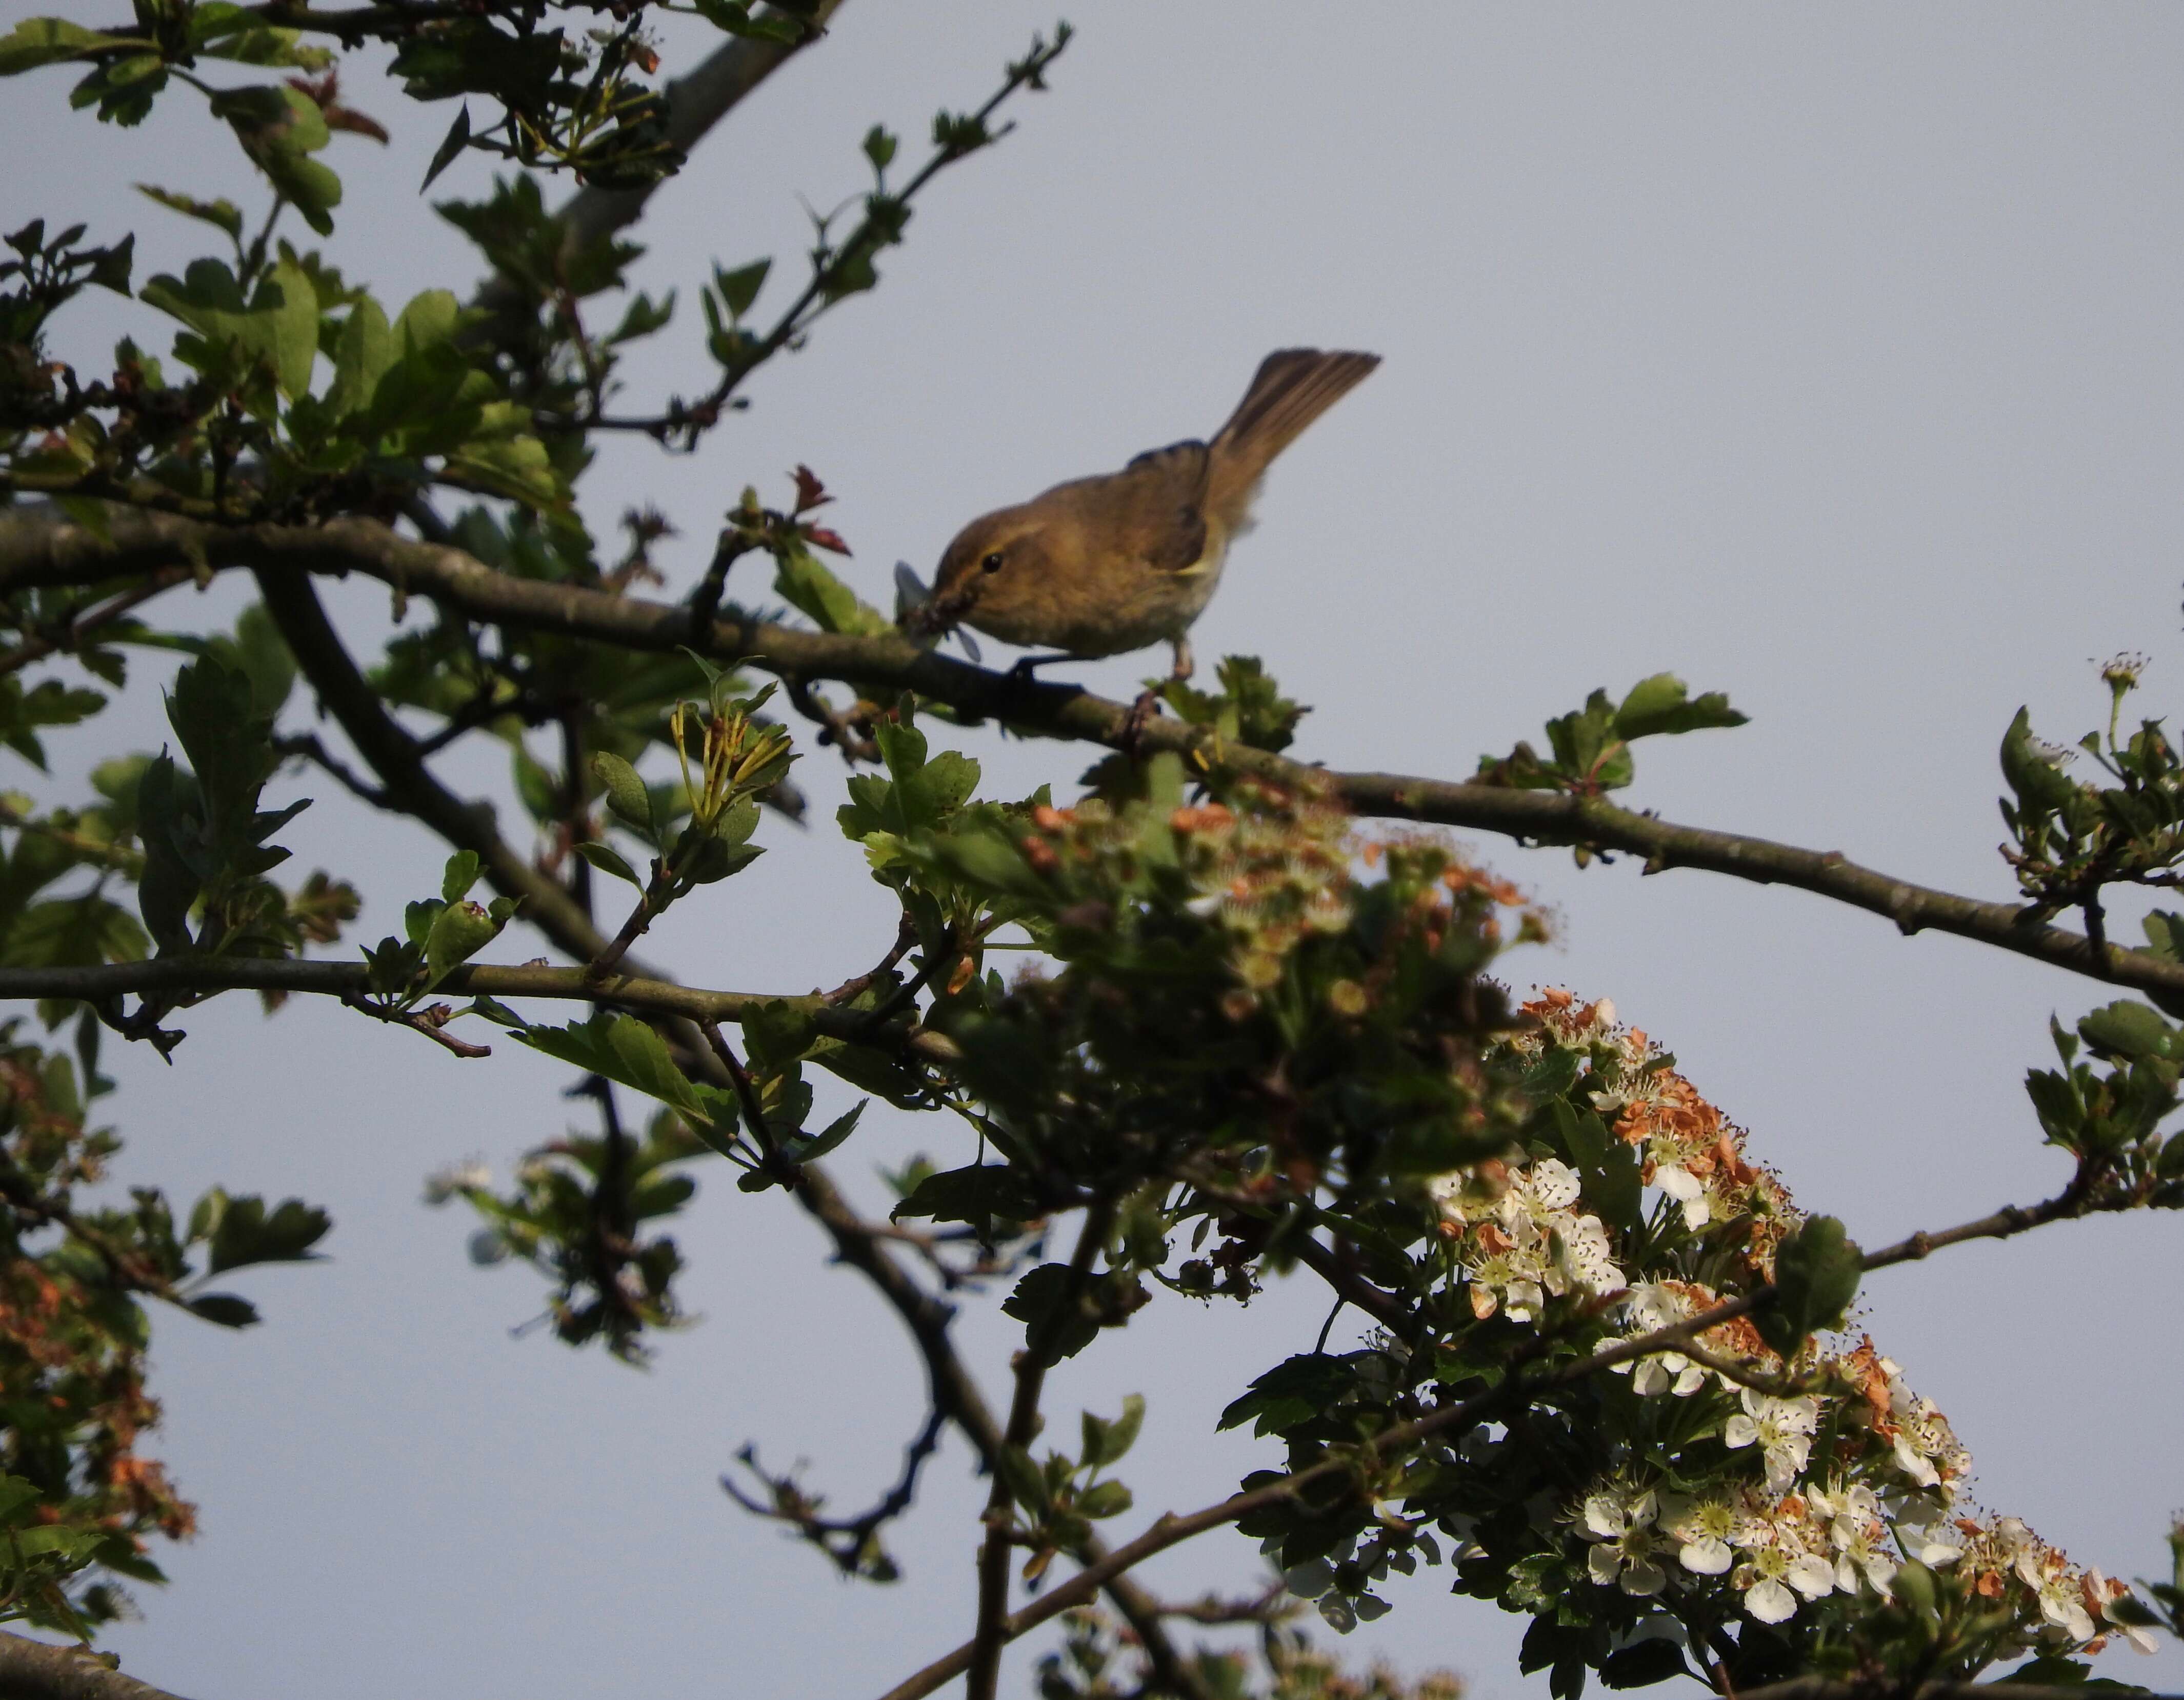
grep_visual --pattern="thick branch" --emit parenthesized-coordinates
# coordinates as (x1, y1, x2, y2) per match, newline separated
(7, 510, 2177, 1004)
(0, 1633, 192, 1700)
(0, 958, 959, 1067)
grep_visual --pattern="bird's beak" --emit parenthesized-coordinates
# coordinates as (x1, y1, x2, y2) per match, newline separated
(895, 562, 946, 648)
(893, 563, 981, 661)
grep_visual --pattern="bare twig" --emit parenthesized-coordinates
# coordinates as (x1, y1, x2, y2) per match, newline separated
(724, 1408, 946, 1576)
(825, 912, 918, 1005)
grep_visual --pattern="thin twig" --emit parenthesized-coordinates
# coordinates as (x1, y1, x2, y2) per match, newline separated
(0, 565, 189, 678)
(271, 732, 391, 809)
(339, 992, 493, 1058)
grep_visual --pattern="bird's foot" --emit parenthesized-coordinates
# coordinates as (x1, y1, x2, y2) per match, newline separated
(1122, 687, 1166, 756)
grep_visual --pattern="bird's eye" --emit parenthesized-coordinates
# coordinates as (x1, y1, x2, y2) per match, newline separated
(980, 550, 1005, 573)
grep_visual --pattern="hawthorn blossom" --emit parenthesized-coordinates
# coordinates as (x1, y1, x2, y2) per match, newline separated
(1724, 1390, 1820, 1493)
(1658, 1492, 1744, 1575)
(1616, 1284, 1709, 1396)
(2086, 1569, 2161, 1655)
(1800, 1481, 1897, 1596)
(1579, 1486, 1667, 1596)
(1653, 1161, 1711, 1229)
(1733, 1520, 1837, 1624)
(1556, 1211, 1628, 1300)
(2015, 1540, 2098, 1641)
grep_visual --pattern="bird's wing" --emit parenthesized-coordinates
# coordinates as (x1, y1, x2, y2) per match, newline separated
(1115, 438, 1213, 573)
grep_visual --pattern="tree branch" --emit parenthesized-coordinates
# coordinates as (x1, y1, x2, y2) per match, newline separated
(5, 509, 2174, 1006)
(0, 957, 960, 1067)
(0, 1633, 194, 1700)
(967, 1196, 1118, 1700)
(251, 565, 616, 967)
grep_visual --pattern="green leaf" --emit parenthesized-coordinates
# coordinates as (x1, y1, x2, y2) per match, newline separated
(210, 84, 340, 235)
(1613, 673, 1748, 740)
(1600, 1641, 1691, 1689)
(185, 1292, 261, 1328)
(592, 751, 655, 835)
(890, 1162, 1040, 1226)
(2077, 999, 2176, 1061)
(773, 547, 890, 637)
(1757, 1214, 1862, 1357)
(204, 1193, 330, 1272)
(420, 101, 471, 192)
(572, 840, 642, 887)
(135, 184, 244, 242)
(424, 898, 499, 986)
(440, 849, 482, 904)
(712, 256, 770, 318)
(782, 1099, 864, 1161)
(0, 18, 135, 75)
(995, 1445, 1048, 1515)
(1075, 1479, 1133, 1519)
(1080, 1393, 1144, 1468)
(2001, 707, 2078, 813)
(1554, 1101, 1641, 1234)
(1001, 1263, 1099, 1361)
(516, 1014, 706, 1120)
(326, 295, 393, 418)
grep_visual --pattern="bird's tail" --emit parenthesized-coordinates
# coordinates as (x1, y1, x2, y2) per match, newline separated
(1207, 348, 1380, 518)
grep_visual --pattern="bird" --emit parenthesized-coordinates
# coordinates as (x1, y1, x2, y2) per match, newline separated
(897, 348, 1380, 684)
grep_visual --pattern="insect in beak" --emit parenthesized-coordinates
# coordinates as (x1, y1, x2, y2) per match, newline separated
(893, 562, 981, 662)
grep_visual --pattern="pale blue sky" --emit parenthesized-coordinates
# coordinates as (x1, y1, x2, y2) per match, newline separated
(4, 6, 2181, 1697)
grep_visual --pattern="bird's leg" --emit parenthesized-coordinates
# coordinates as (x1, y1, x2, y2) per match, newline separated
(1006, 652, 1081, 684)
(1169, 635, 1194, 682)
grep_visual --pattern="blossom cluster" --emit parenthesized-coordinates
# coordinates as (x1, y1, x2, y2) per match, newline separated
(1422, 990, 2153, 1662)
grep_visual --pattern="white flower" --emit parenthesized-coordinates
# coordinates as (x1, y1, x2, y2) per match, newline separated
(1653, 1162, 1711, 1229)
(423, 1159, 492, 1204)
(1632, 1352, 1708, 1397)
(2088, 1569, 2161, 1655)
(1659, 1493, 1741, 1576)
(1579, 1487, 1667, 1597)
(1723, 1390, 1820, 1493)
(1807, 1482, 1895, 1595)
(1736, 1525, 1836, 1624)
(2014, 1542, 2098, 1642)
(1556, 1212, 1628, 1299)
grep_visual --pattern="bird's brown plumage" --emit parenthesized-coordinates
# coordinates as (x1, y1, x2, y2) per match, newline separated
(914, 348, 1379, 675)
